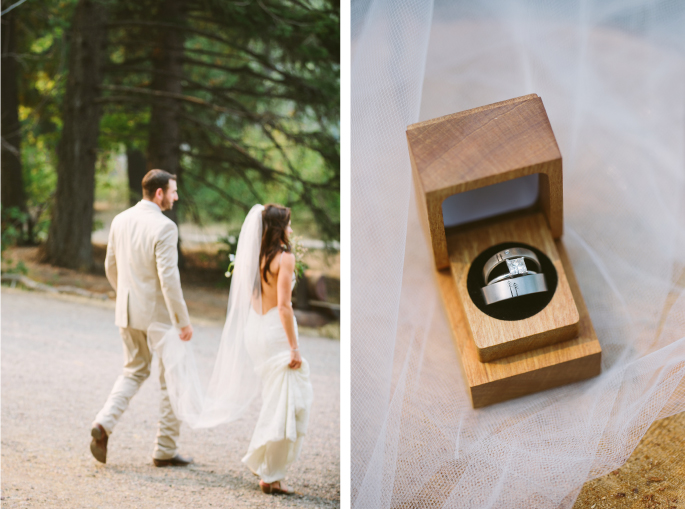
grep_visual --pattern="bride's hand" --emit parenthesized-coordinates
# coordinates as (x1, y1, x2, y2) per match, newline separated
(179, 324, 193, 342)
(289, 349, 302, 369)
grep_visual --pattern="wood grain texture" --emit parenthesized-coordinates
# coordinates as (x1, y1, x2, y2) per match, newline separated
(437, 236, 601, 408)
(448, 211, 579, 361)
(407, 94, 537, 131)
(407, 94, 563, 269)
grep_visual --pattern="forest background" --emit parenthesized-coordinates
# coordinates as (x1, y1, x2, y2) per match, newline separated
(1, 0, 340, 287)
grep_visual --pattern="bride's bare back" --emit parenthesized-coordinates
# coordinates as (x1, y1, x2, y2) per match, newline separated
(259, 249, 301, 370)
(260, 250, 296, 314)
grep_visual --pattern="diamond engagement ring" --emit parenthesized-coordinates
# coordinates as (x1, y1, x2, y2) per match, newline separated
(482, 247, 541, 284)
(480, 248, 548, 305)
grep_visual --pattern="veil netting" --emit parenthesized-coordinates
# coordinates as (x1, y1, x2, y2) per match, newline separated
(148, 204, 265, 429)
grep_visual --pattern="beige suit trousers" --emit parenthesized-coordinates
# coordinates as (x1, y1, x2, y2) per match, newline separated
(94, 327, 181, 460)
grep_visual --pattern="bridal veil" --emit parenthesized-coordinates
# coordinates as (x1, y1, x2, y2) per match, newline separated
(149, 204, 265, 428)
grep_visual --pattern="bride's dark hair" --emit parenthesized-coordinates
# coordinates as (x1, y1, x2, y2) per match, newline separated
(260, 203, 291, 283)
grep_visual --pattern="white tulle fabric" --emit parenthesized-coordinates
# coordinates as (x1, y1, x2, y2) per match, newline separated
(149, 204, 265, 429)
(352, 1, 685, 508)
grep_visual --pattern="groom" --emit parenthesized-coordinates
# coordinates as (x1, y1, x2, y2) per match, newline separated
(90, 169, 193, 467)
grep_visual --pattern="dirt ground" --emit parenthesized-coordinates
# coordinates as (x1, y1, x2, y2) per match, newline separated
(573, 412, 685, 509)
(1, 288, 340, 508)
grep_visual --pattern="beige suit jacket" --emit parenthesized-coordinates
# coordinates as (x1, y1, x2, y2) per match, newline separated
(105, 200, 191, 330)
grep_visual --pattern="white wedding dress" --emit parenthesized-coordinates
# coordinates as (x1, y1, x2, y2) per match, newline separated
(148, 204, 313, 483)
(241, 304, 312, 482)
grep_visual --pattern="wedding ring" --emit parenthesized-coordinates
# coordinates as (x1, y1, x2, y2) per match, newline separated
(487, 270, 539, 286)
(483, 248, 541, 284)
(481, 273, 548, 305)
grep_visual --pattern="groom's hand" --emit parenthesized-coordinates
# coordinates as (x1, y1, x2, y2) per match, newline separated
(179, 324, 193, 342)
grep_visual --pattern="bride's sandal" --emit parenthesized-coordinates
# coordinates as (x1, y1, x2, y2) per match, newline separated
(260, 480, 294, 495)
(272, 481, 295, 495)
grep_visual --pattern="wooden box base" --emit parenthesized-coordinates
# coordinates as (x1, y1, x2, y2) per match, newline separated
(437, 237, 601, 408)
(448, 212, 580, 361)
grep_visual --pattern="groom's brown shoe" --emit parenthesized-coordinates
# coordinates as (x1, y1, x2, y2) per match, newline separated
(153, 454, 193, 467)
(90, 423, 108, 464)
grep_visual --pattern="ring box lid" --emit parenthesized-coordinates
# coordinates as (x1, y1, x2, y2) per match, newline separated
(407, 94, 563, 270)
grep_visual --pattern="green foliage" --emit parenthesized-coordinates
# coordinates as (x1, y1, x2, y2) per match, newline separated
(290, 235, 310, 279)
(1, 206, 29, 274)
(7, 0, 78, 244)
(1, 207, 26, 243)
(94, 148, 129, 206)
(104, 0, 340, 238)
(20, 125, 56, 244)
(1, 258, 29, 276)
(13, 0, 339, 248)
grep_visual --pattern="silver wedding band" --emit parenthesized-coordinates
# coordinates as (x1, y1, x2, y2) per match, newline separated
(487, 270, 539, 286)
(483, 247, 541, 284)
(481, 273, 548, 305)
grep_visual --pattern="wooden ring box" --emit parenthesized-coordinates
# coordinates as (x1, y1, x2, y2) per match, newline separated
(407, 94, 601, 408)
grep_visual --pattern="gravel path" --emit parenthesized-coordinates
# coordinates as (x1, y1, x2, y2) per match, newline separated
(1, 288, 340, 508)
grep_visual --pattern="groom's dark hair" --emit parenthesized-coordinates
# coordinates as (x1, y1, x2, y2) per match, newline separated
(142, 169, 177, 199)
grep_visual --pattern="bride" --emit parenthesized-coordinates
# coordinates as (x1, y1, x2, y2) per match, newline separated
(150, 203, 313, 495)
(242, 203, 312, 494)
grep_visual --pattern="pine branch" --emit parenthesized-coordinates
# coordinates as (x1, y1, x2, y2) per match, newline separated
(106, 20, 241, 49)
(179, 113, 283, 181)
(185, 8, 311, 29)
(255, 0, 314, 27)
(100, 84, 337, 186)
(182, 149, 338, 239)
(181, 167, 251, 212)
(256, 122, 340, 236)
(180, 56, 287, 86)
(183, 46, 250, 64)
(104, 63, 292, 123)
(107, 20, 327, 92)
(187, 128, 267, 202)
(96, 95, 149, 105)
(183, 123, 338, 192)
(99, 84, 250, 117)
(184, 84, 297, 101)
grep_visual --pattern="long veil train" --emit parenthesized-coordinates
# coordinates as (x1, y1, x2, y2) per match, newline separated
(147, 204, 266, 429)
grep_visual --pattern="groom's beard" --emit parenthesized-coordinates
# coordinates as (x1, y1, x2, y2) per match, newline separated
(161, 195, 174, 211)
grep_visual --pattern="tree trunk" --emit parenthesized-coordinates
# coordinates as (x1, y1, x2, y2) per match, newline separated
(146, 0, 185, 263)
(45, 0, 108, 270)
(126, 147, 146, 206)
(1, 10, 27, 222)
